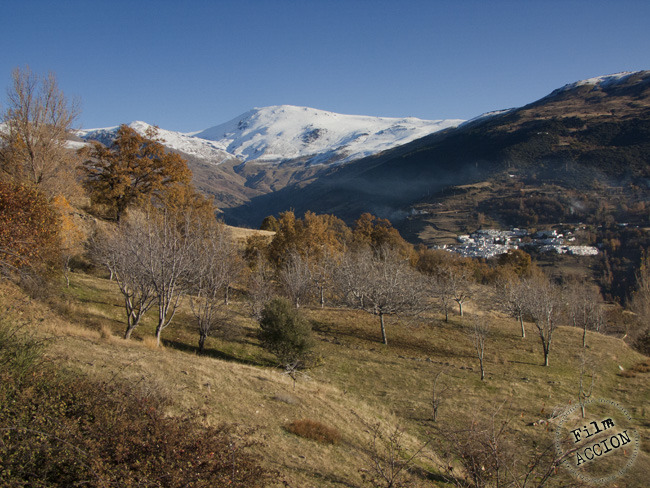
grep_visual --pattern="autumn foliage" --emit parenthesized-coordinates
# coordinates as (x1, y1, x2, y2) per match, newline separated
(83, 124, 192, 221)
(0, 180, 59, 272)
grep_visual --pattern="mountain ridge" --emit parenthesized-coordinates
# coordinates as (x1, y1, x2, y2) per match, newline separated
(76, 106, 463, 167)
(221, 70, 650, 228)
(75, 71, 650, 230)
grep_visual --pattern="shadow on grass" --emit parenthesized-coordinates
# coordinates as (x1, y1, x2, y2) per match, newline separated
(310, 319, 385, 345)
(161, 338, 273, 367)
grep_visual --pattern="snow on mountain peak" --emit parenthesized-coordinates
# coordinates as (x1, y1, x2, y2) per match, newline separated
(193, 105, 464, 165)
(76, 106, 464, 167)
(550, 71, 648, 96)
(76, 121, 233, 164)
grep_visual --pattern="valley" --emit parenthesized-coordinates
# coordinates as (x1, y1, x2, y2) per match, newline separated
(3, 68, 650, 488)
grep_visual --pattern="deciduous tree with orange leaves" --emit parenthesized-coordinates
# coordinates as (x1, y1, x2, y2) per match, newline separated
(82, 125, 192, 221)
(0, 180, 59, 274)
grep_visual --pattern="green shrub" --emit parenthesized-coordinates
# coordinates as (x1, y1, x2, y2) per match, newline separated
(258, 298, 314, 367)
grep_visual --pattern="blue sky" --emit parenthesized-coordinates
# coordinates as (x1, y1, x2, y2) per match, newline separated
(3, 0, 649, 132)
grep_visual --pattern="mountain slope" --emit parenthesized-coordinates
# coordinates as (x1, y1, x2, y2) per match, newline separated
(193, 104, 463, 165)
(76, 109, 463, 209)
(223, 71, 650, 227)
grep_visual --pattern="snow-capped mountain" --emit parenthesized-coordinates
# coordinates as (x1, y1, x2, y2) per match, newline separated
(552, 71, 641, 93)
(77, 106, 463, 167)
(192, 105, 464, 165)
(77, 121, 234, 165)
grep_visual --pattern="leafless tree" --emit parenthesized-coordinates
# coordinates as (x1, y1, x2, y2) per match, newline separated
(563, 280, 604, 347)
(142, 210, 199, 347)
(220, 237, 243, 306)
(189, 224, 240, 353)
(425, 265, 456, 322)
(277, 251, 312, 308)
(90, 221, 156, 340)
(468, 315, 490, 381)
(432, 404, 572, 488)
(431, 368, 449, 422)
(523, 275, 563, 367)
(450, 267, 473, 318)
(311, 248, 337, 308)
(246, 255, 276, 321)
(495, 275, 529, 338)
(334, 246, 426, 345)
(577, 353, 595, 419)
(1, 67, 80, 196)
(360, 422, 430, 488)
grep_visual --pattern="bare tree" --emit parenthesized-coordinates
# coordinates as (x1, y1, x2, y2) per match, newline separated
(468, 315, 490, 381)
(90, 221, 156, 340)
(577, 354, 595, 419)
(431, 368, 449, 422)
(189, 224, 239, 353)
(1, 67, 80, 196)
(219, 233, 243, 306)
(425, 265, 456, 322)
(496, 275, 529, 338)
(246, 255, 276, 321)
(524, 275, 563, 367)
(450, 267, 473, 318)
(335, 246, 426, 345)
(142, 210, 199, 347)
(360, 422, 430, 488)
(432, 405, 569, 488)
(277, 251, 312, 308)
(311, 248, 337, 308)
(564, 280, 604, 347)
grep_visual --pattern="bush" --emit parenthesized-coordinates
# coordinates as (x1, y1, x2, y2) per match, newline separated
(633, 328, 650, 356)
(284, 419, 341, 445)
(0, 321, 269, 487)
(258, 298, 314, 367)
(0, 180, 60, 274)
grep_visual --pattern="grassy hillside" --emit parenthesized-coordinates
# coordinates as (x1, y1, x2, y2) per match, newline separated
(2, 267, 648, 487)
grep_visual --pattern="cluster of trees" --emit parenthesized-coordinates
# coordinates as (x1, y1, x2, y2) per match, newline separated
(252, 211, 609, 367)
(0, 66, 210, 282)
(0, 67, 79, 279)
(496, 272, 604, 366)
(0, 66, 624, 368)
(92, 209, 239, 351)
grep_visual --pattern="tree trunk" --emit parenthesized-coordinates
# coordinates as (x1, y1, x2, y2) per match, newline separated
(224, 285, 230, 306)
(582, 325, 587, 348)
(479, 357, 485, 380)
(379, 313, 388, 345)
(320, 285, 324, 308)
(124, 302, 136, 339)
(155, 325, 163, 348)
(124, 322, 136, 340)
(198, 332, 206, 354)
(458, 301, 463, 317)
(519, 314, 525, 338)
(543, 346, 550, 367)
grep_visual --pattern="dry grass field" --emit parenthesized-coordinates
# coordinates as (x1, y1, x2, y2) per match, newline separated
(2, 270, 649, 487)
